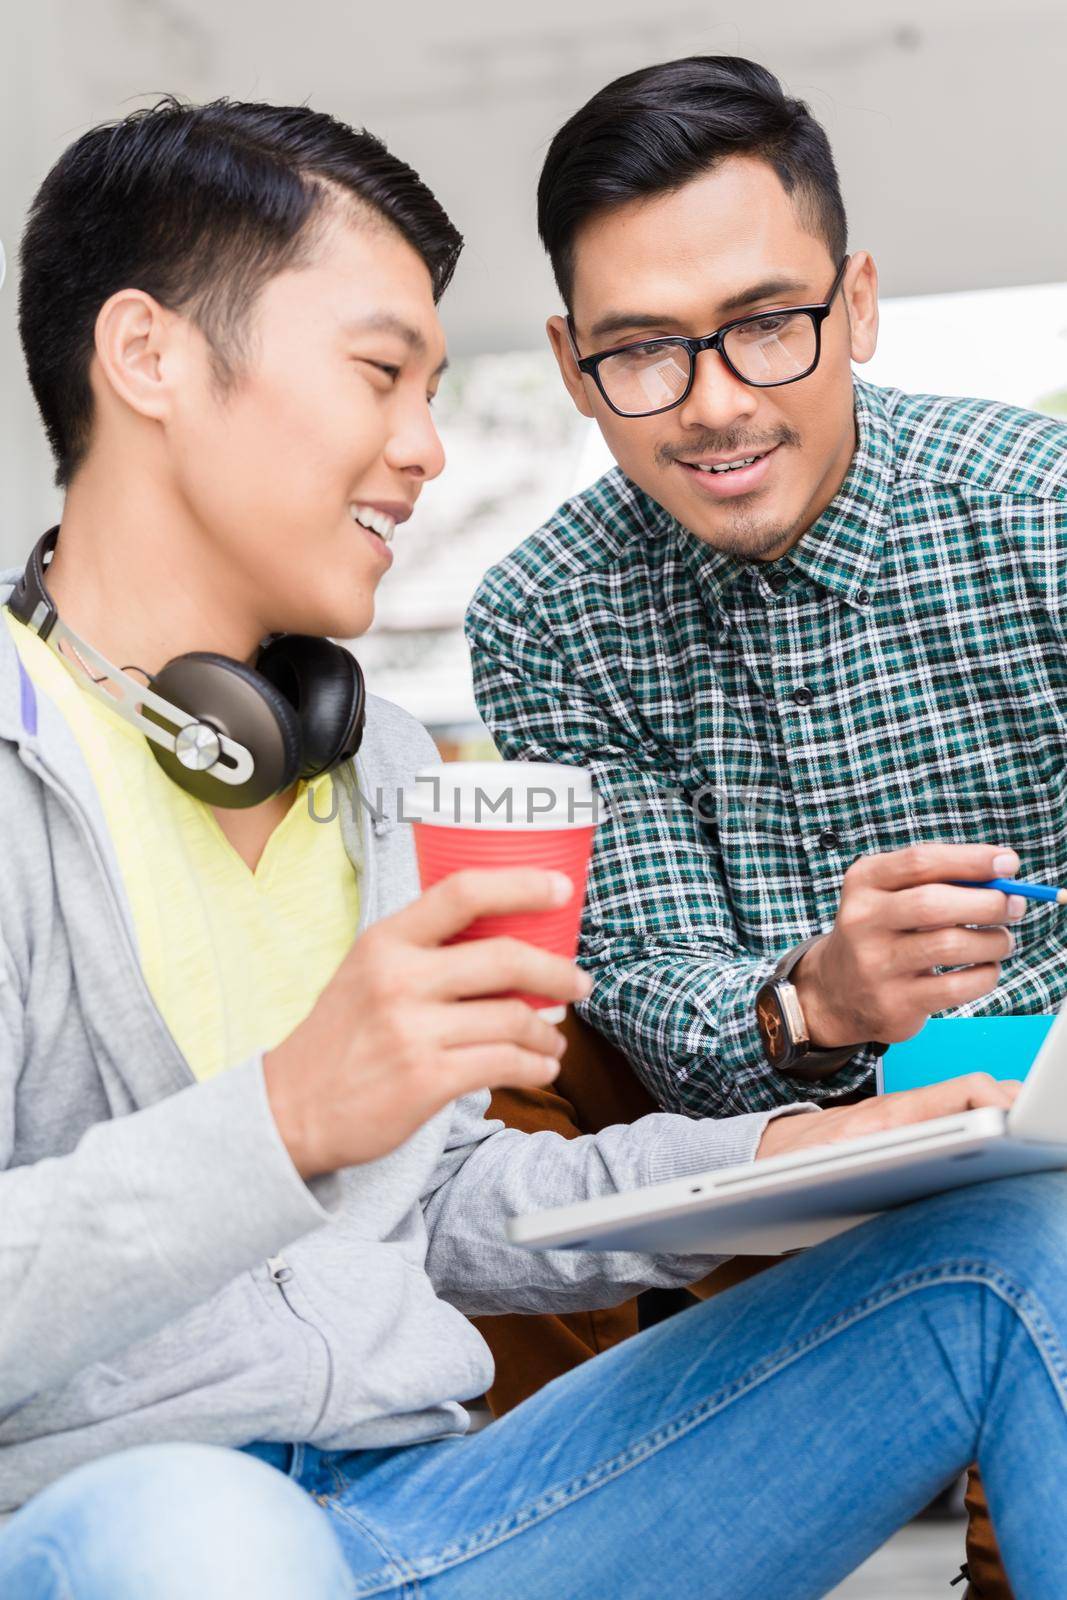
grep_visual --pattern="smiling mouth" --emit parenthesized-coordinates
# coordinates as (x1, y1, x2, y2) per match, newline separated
(672, 443, 783, 501)
(349, 504, 396, 544)
(683, 446, 777, 474)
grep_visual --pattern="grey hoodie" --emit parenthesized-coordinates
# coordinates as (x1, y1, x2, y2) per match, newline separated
(0, 564, 803, 1514)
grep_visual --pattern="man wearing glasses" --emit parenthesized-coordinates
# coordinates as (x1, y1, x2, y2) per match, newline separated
(466, 54, 1067, 1598)
(568, 253, 848, 424)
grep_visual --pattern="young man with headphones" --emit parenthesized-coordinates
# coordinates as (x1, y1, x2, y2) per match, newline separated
(1, 95, 1067, 1600)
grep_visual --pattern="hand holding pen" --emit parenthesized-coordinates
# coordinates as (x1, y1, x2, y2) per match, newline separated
(791, 844, 1024, 1053)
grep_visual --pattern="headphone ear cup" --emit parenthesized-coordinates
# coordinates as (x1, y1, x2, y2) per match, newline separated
(148, 651, 304, 808)
(255, 635, 366, 780)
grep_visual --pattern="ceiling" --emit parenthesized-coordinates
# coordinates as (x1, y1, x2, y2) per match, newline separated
(1, 0, 1065, 552)
(9, 0, 1067, 348)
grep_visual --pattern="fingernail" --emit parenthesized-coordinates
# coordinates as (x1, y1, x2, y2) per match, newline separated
(549, 872, 574, 905)
(542, 1056, 561, 1076)
(992, 851, 1019, 874)
(576, 969, 593, 997)
(1007, 895, 1026, 921)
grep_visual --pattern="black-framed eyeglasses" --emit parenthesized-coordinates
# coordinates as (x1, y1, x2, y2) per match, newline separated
(567, 256, 850, 419)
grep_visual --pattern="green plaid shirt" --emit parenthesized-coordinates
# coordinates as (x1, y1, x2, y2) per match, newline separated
(465, 378, 1067, 1117)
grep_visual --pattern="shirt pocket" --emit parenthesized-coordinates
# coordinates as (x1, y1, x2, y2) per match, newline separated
(943, 762, 1067, 871)
(933, 762, 1067, 969)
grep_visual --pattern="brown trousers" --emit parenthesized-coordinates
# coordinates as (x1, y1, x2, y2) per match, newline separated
(472, 1013, 1012, 1600)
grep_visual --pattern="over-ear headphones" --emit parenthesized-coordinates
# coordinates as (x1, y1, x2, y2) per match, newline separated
(8, 527, 366, 809)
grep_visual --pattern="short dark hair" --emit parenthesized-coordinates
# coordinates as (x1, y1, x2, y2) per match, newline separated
(538, 56, 847, 309)
(19, 96, 464, 486)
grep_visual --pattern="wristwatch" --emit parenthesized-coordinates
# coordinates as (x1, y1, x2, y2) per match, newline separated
(755, 935, 864, 1083)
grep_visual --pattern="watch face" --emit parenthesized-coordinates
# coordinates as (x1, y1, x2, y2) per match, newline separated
(756, 984, 789, 1065)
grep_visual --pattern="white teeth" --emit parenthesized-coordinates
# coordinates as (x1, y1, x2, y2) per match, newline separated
(350, 505, 396, 544)
(696, 455, 760, 474)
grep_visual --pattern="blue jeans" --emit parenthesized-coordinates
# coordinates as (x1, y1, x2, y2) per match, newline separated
(4, 1172, 1067, 1600)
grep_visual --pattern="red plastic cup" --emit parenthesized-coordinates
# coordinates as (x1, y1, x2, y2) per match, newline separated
(404, 761, 600, 1018)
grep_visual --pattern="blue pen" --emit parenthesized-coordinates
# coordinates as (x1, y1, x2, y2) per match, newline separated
(950, 877, 1067, 906)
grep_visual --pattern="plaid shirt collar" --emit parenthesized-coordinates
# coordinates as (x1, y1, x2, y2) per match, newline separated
(666, 378, 894, 618)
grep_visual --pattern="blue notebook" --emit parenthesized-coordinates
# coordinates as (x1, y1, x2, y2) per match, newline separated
(880, 1016, 1054, 1095)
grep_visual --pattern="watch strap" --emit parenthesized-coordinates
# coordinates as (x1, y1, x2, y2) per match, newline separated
(763, 935, 864, 1082)
(770, 933, 824, 985)
(775, 1039, 863, 1083)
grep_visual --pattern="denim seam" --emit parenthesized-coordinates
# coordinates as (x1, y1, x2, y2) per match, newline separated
(346, 1257, 1067, 1594)
(323, 1459, 421, 1594)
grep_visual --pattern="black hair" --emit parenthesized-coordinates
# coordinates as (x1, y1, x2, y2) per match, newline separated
(537, 56, 847, 309)
(18, 96, 464, 486)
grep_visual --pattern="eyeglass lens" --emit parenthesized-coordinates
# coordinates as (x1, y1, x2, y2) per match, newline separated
(596, 310, 819, 415)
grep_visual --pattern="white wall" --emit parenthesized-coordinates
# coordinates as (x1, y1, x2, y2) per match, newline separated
(2, 0, 1065, 565)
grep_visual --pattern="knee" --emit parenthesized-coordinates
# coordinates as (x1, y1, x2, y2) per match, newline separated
(6, 1443, 349, 1600)
(916, 1170, 1067, 1287)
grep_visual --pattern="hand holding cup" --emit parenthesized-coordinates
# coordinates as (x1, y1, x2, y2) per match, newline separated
(405, 762, 600, 1020)
(264, 860, 592, 1180)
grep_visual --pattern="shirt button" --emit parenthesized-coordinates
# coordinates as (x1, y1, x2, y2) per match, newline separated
(856, 589, 871, 606)
(792, 685, 814, 706)
(818, 829, 841, 850)
(767, 572, 787, 593)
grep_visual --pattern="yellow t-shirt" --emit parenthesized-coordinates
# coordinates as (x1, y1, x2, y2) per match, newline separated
(4, 608, 359, 1081)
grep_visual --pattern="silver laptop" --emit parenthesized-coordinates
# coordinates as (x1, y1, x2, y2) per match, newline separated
(509, 1001, 1067, 1258)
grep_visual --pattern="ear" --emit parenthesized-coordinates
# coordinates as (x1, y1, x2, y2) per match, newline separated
(843, 252, 879, 366)
(546, 314, 596, 420)
(92, 288, 183, 423)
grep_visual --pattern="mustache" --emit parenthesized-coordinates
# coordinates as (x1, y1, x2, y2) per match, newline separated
(656, 425, 801, 469)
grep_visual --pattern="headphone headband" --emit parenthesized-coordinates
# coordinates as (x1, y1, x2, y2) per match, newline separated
(8, 526, 61, 640)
